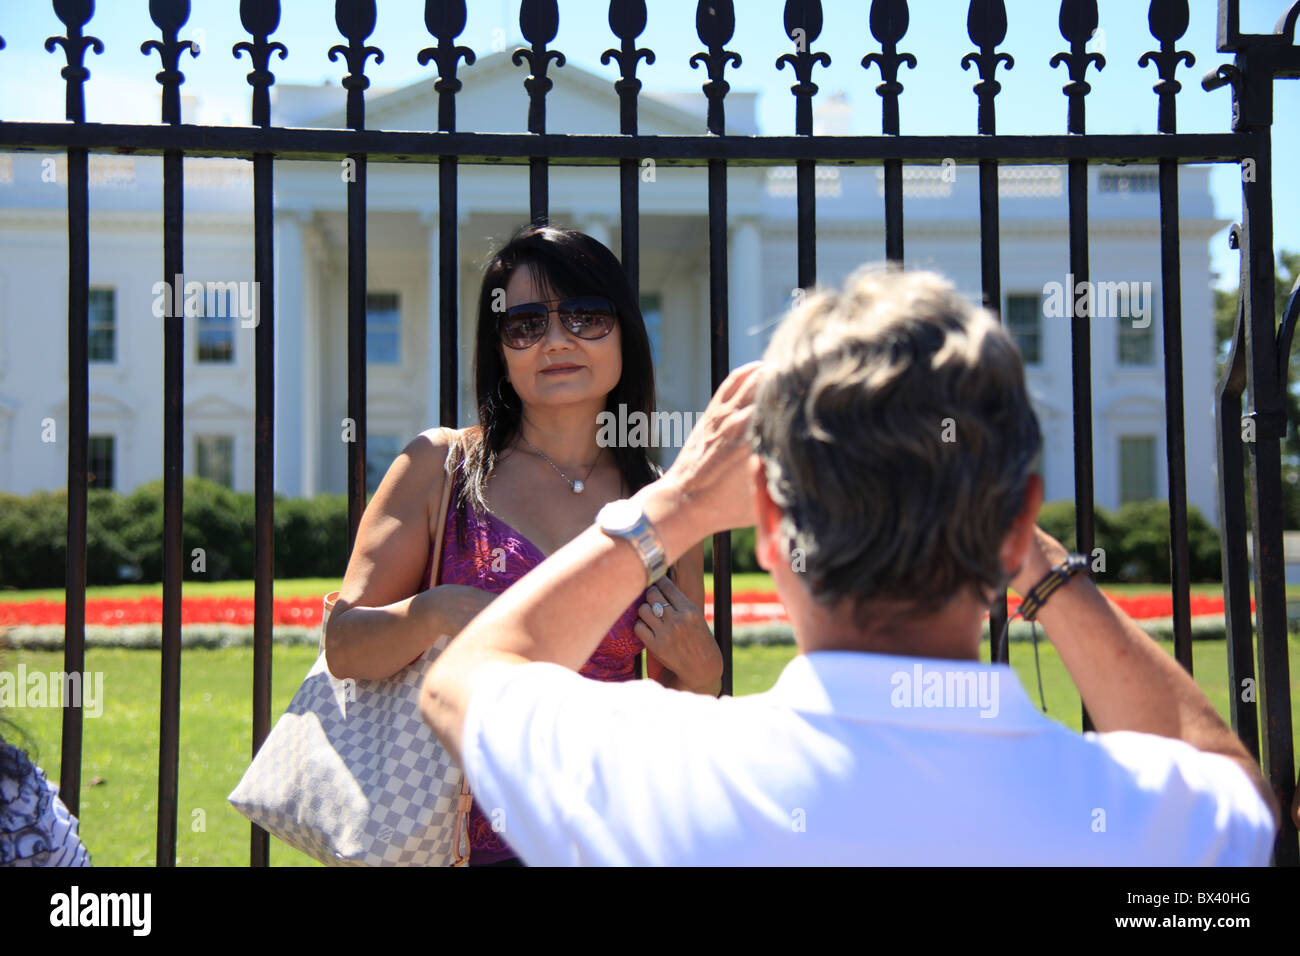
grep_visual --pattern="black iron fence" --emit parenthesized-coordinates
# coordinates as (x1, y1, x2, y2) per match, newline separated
(0, 0, 1296, 866)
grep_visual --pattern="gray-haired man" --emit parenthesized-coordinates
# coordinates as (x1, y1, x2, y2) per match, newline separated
(421, 266, 1279, 865)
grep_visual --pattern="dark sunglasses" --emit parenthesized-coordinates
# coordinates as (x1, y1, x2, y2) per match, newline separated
(498, 295, 617, 350)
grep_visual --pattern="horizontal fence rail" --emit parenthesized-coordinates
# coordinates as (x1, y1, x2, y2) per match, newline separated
(0, 0, 1296, 867)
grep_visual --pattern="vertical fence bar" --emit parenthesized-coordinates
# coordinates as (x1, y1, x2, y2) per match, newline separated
(605, 0, 653, 682)
(436, 172, 457, 428)
(604, 0, 653, 297)
(234, 4, 287, 867)
(778, 0, 829, 290)
(692, 0, 739, 696)
(1215, 271, 1259, 760)
(964, 0, 1014, 662)
(1052, 0, 1104, 732)
(157, 133, 185, 868)
(332, 1, 383, 550)
(46, 0, 103, 825)
(61, 149, 89, 813)
(421, 1, 474, 429)
(863, 0, 914, 267)
(143, 0, 197, 866)
(517, 0, 563, 225)
(1206, 0, 1298, 861)
(1142, 0, 1196, 674)
(1238, 127, 1298, 866)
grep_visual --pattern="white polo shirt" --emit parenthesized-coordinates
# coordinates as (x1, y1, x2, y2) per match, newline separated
(460, 650, 1276, 865)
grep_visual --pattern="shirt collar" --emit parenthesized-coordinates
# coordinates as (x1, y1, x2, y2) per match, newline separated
(762, 650, 1053, 733)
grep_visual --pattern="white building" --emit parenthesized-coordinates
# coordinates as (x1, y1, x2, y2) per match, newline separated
(0, 53, 1224, 524)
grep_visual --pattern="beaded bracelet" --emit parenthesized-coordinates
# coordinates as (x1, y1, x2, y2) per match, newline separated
(1017, 553, 1090, 621)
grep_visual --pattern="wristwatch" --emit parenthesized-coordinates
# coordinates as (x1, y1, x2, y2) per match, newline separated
(596, 498, 668, 588)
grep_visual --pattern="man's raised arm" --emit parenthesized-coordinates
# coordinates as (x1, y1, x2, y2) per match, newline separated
(419, 363, 762, 767)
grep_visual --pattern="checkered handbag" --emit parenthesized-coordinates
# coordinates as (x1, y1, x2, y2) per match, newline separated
(228, 431, 473, 866)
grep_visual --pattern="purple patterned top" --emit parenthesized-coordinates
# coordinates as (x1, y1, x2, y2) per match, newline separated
(421, 463, 648, 865)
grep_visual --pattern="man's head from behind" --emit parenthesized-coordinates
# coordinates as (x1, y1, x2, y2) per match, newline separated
(751, 265, 1043, 646)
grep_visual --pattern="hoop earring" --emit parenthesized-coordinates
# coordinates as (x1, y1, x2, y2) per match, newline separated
(495, 377, 514, 409)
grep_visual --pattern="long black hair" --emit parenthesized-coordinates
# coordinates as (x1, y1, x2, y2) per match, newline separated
(456, 223, 659, 514)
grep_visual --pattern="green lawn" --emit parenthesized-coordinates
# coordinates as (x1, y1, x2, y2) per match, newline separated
(4, 635, 1297, 866)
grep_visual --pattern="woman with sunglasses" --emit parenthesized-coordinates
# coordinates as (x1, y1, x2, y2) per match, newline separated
(325, 224, 723, 866)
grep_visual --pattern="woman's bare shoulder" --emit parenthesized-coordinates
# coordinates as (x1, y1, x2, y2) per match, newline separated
(409, 425, 476, 512)
(409, 425, 465, 463)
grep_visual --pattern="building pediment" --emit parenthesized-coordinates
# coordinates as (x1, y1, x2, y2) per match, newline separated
(1098, 388, 1165, 417)
(184, 394, 250, 419)
(49, 392, 135, 420)
(292, 51, 735, 137)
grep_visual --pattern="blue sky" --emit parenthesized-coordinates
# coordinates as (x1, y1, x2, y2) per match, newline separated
(1, 0, 1297, 291)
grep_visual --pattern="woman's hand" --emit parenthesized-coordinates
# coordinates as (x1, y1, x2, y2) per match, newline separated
(634, 574, 722, 693)
(424, 583, 499, 637)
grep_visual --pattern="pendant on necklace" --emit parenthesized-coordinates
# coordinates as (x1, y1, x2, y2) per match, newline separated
(572, 480, 585, 494)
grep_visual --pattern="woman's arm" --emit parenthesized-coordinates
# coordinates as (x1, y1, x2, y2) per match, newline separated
(324, 428, 496, 681)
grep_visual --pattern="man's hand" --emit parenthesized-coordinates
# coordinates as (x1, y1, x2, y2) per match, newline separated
(658, 361, 763, 539)
(1008, 526, 1070, 598)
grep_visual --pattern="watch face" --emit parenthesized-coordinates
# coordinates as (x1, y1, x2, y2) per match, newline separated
(598, 498, 640, 534)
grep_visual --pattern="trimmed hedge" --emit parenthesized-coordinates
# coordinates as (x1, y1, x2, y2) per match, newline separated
(704, 499, 1222, 583)
(0, 484, 1224, 589)
(0, 478, 350, 589)
(1037, 499, 1222, 583)
(701, 526, 760, 575)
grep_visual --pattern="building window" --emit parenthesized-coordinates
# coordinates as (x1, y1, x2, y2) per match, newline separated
(1005, 293, 1042, 366)
(198, 287, 235, 363)
(367, 292, 401, 364)
(1117, 284, 1157, 366)
(88, 288, 115, 362)
(640, 292, 663, 364)
(88, 434, 114, 490)
(1098, 170, 1160, 193)
(195, 435, 234, 488)
(365, 433, 403, 497)
(1119, 435, 1157, 503)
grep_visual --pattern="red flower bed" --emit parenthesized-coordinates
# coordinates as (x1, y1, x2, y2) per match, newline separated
(0, 596, 324, 628)
(0, 589, 1249, 629)
(703, 590, 1247, 626)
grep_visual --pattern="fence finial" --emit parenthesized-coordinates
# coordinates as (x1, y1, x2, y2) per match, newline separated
(45, 0, 105, 124)
(602, 0, 654, 135)
(233, 0, 288, 128)
(418, 0, 475, 134)
(330, 0, 384, 132)
(1050, 0, 1104, 134)
(777, 0, 831, 136)
(962, 0, 1013, 135)
(1140, 0, 1194, 134)
(142, 0, 198, 126)
(514, 0, 566, 135)
(861, 0, 915, 136)
(690, 0, 741, 135)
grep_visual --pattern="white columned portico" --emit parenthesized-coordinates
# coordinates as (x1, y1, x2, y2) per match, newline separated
(727, 217, 763, 368)
(300, 217, 326, 497)
(274, 208, 306, 496)
(422, 211, 440, 431)
(423, 208, 471, 429)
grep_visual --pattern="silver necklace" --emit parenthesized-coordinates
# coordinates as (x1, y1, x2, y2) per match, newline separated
(520, 435, 600, 494)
